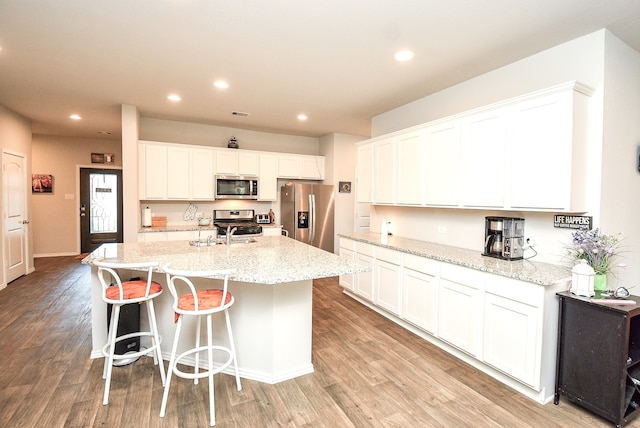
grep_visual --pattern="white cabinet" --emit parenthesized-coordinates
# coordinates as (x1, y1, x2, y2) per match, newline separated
(338, 238, 355, 291)
(373, 138, 395, 204)
(402, 254, 438, 334)
(354, 82, 592, 212)
(258, 153, 278, 201)
(507, 84, 590, 211)
(424, 120, 461, 206)
(278, 154, 325, 179)
(261, 225, 283, 236)
(191, 147, 215, 200)
(301, 156, 325, 180)
(461, 109, 507, 208)
(373, 247, 402, 316)
(139, 141, 216, 200)
(356, 143, 373, 203)
(166, 145, 190, 199)
(395, 130, 424, 205)
(215, 149, 259, 176)
(438, 264, 484, 357)
(483, 276, 542, 388)
(353, 242, 374, 301)
(139, 143, 167, 199)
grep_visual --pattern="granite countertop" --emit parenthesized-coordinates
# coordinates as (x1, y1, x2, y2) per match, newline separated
(84, 236, 366, 284)
(339, 232, 572, 286)
(139, 224, 282, 233)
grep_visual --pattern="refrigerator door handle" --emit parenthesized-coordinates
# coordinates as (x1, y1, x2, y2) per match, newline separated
(309, 194, 315, 245)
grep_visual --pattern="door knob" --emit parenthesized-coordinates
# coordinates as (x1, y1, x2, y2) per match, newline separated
(22, 220, 30, 224)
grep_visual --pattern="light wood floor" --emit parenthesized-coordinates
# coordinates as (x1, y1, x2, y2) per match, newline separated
(0, 256, 626, 427)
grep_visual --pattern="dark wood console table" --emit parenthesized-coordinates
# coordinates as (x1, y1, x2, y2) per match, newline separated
(555, 291, 640, 426)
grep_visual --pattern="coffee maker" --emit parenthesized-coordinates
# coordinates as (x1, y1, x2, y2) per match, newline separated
(483, 216, 525, 260)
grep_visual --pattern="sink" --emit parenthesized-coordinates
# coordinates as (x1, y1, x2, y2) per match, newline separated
(230, 237, 258, 244)
(189, 240, 218, 247)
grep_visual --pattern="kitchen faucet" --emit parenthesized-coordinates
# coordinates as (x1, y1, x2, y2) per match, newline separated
(226, 226, 238, 245)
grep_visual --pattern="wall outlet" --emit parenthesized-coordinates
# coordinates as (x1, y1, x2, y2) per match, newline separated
(437, 225, 447, 234)
(525, 235, 535, 247)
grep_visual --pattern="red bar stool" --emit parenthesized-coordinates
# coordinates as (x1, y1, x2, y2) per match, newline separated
(160, 265, 242, 427)
(94, 258, 166, 405)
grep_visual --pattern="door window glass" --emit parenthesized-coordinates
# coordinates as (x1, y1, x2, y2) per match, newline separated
(90, 173, 118, 233)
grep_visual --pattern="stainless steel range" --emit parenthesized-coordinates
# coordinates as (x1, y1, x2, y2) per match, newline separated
(214, 209, 263, 237)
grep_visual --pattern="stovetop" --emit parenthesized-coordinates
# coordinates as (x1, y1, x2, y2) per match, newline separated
(214, 209, 262, 236)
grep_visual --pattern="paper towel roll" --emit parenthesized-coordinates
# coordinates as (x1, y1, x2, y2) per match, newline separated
(142, 207, 152, 227)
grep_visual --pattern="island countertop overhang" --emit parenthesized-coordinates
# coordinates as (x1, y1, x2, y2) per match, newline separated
(84, 236, 366, 284)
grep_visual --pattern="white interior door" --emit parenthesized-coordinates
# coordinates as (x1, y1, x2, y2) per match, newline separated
(3, 151, 27, 284)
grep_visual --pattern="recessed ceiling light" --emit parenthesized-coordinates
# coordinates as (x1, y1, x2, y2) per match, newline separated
(214, 80, 229, 89)
(70, 114, 81, 120)
(297, 114, 308, 121)
(394, 50, 415, 62)
(167, 94, 181, 102)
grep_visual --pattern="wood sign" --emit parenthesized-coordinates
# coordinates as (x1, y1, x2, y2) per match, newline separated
(554, 215, 592, 230)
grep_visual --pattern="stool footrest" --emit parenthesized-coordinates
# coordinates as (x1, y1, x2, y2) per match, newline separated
(172, 345, 233, 380)
(102, 331, 163, 361)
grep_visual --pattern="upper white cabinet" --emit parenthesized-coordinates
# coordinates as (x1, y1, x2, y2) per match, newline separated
(139, 141, 325, 200)
(140, 141, 216, 200)
(373, 137, 395, 204)
(215, 149, 259, 176)
(258, 153, 278, 201)
(139, 142, 167, 199)
(424, 120, 462, 206)
(507, 85, 590, 211)
(278, 154, 325, 180)
(356, 81, 593, 213)
(356, 144, 374, 203)
(395, 130, 425, 205)
(461, 109, 507, 208)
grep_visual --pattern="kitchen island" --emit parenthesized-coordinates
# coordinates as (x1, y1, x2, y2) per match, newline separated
(84, 236, 366, 384)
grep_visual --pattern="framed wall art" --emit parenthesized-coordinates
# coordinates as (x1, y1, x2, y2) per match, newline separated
(32, 174, 53, 193)
(339, 181, 351, 193)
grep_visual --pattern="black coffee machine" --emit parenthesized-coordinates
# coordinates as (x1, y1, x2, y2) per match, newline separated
(483, 216, 525, 260)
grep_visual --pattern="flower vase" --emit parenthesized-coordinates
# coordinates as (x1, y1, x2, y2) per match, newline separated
(594, 274, 607, 292)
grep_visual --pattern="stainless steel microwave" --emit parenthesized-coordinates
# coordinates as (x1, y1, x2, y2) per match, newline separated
(215, 175, 259, 200)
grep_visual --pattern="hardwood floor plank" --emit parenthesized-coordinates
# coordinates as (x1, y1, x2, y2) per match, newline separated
(0, 257, 625, 427)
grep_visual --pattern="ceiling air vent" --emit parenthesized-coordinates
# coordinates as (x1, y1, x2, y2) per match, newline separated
(231, 111, 250, 117)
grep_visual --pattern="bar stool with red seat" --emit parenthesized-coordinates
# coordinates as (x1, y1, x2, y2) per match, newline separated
(160, 265, 242, 427)
(94, 257, 166, 405)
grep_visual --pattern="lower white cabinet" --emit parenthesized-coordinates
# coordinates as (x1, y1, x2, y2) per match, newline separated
(338, 239, 355, 291)
(354, 242, 374, 301)
(438, 265, 484, 357)
(402, 255, 438, 334)
(338, 236, 564, 403)
(483, 292, 539, 388)
(374, 247, 402, 316)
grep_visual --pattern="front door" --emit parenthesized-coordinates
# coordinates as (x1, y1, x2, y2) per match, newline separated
(80, 168, 123, 253)
(2, 151, 28, 284)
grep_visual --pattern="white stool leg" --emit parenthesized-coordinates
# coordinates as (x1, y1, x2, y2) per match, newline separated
(103, 304, 121, 405)
(207, 313, 215, 427)
(194, 314, 201, 385)
(224, 309, 242, 391)
(160, 315, 182, 418)
(147, 299, 166, 386)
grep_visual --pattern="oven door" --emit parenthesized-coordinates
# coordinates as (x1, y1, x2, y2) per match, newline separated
(215, 175, 258, 199)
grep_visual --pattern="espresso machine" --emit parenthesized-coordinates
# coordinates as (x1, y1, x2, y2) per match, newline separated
(483, 216, 525, 260)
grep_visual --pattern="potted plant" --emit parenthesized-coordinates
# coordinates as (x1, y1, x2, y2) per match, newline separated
(567, 228, 622, 292)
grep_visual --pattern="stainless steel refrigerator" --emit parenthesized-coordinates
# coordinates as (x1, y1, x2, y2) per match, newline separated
(281, 184, 335, 253)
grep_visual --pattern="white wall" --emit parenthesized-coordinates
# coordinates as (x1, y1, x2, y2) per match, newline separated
(0, 105, 34, 280)
(367, 30, 619, 272)
(320, 133, 367, 253)
(598, 31, 640, 289)
(31, 135, 123, 256)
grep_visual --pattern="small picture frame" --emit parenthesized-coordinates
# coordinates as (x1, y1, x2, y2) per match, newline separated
(32, 174, 53, 193)
(91, 153, 105, 163)
(339, 181, 351, 193)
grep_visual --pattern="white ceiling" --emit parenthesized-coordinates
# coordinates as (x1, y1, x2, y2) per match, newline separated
(1, 1, 640, 141)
